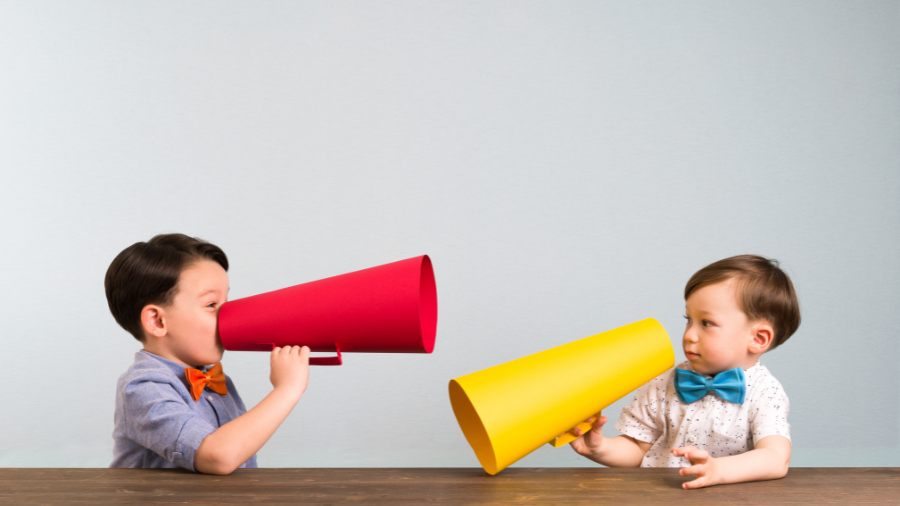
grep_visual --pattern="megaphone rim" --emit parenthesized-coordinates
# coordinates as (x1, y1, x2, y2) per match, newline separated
(419, 255, 437, 354)
(449, 379, 498, 475)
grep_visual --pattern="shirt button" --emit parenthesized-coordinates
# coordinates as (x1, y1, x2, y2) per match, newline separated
(702, 400, 710, 409)
(687, 435, 696, 444)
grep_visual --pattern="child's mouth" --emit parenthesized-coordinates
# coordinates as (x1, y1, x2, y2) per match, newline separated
(685, 352, 700, 359)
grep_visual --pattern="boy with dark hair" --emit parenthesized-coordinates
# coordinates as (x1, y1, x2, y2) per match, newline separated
(106, 233, 309, 475)
(568, 255, 799, 489)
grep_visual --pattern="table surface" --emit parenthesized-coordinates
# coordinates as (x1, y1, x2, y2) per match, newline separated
(1, 468, 897, 505)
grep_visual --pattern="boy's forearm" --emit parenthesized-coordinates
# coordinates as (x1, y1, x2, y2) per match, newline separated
(583, 435, 647, 467)
(714, 446, 790, 485)
(194, 387, 303, 475)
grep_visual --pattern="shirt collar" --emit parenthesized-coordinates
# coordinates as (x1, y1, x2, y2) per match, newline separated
(137, 350, 213, 391)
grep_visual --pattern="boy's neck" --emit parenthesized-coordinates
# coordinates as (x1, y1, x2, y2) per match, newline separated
(142, 341, 193, 368)
(736, 351, 764, 371)
(696, 354, 763, 376)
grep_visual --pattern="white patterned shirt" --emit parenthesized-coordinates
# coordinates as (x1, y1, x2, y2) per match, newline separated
(614, 360, 790, 468)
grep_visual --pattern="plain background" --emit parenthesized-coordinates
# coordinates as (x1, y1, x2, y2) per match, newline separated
(0, 1, 897, 468)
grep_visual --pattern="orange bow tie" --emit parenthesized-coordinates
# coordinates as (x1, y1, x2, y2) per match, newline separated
(185, 363, 228, 401)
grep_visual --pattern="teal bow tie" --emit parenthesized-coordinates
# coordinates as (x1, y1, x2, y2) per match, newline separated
(674, 367, 746, 404)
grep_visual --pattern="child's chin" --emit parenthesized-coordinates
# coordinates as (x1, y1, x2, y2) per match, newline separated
(687, 359, 708, 373)
(201, 351, 224, 365)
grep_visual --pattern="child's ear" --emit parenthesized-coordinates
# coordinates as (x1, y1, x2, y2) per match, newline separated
(141, 304, 168, 339)
(748, 321, 774, 354)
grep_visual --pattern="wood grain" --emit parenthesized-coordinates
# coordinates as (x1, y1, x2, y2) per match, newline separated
(1, 468, 897, 505)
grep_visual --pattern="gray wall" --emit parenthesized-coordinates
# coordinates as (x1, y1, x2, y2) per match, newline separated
(1, 1, 897, 468)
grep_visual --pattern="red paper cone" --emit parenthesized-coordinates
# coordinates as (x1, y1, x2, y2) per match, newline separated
(217, 256, 437, 365)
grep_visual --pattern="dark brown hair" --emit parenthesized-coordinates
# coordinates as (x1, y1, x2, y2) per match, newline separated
(105, 233, 229, 342)
(685, 255, 800, 350)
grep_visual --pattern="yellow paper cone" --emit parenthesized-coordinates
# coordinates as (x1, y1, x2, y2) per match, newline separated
(448, 318, 675, 475)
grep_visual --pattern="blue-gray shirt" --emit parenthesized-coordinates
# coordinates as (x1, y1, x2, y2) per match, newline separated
(110, 351, 258, 471)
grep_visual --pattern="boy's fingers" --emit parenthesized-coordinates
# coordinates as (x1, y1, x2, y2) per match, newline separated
(567, 415, 603, 438)
(687, 449, 709, 463)
(679, 464, 705, 477)
(299, 346, 310, 357)
(292, 346, 307, 358)
(682, 475, 710, 490)
(672, 446, 698, 457)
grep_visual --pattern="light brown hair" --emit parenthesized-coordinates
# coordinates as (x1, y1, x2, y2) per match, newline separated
(685, 255, 800, 350)
(105, 233, 229, 342)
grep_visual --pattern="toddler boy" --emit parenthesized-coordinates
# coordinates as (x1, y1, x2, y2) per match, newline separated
(568, 255, 799, 489)
(106, 233, 310, 474)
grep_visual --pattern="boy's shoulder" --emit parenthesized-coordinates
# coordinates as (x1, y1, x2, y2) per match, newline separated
(118, 351, 181, 384)
(116, 351, 195, 404)
(745, 362, 789, 400)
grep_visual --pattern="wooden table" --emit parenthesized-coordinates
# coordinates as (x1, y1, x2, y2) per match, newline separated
(1, 468, 897, 504)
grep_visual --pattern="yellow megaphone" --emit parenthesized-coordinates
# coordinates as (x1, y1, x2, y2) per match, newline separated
(448, 318, 675, 475)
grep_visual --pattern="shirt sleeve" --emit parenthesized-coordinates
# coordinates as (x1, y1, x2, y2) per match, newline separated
(614, 372, 670, 444)
(122, 377, 216, 471)
(220, 375, 259, 469)
(225, 375, 248, 413)
(749, 379, 791, 444)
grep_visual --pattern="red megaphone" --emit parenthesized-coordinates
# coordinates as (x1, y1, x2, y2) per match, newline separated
(217, 255, 437, 365)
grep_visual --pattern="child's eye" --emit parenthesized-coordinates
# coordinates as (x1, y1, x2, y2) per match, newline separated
(207, 302, 217, 308)
(702, 319, 712, 327)
(683, 315, 691, 324)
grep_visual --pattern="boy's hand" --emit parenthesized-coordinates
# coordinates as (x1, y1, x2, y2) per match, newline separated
(566, 412, 606, 457)
(196, 345, 310, 475)
(270, 346, 310, 397)
(673, 446, 720, 489)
